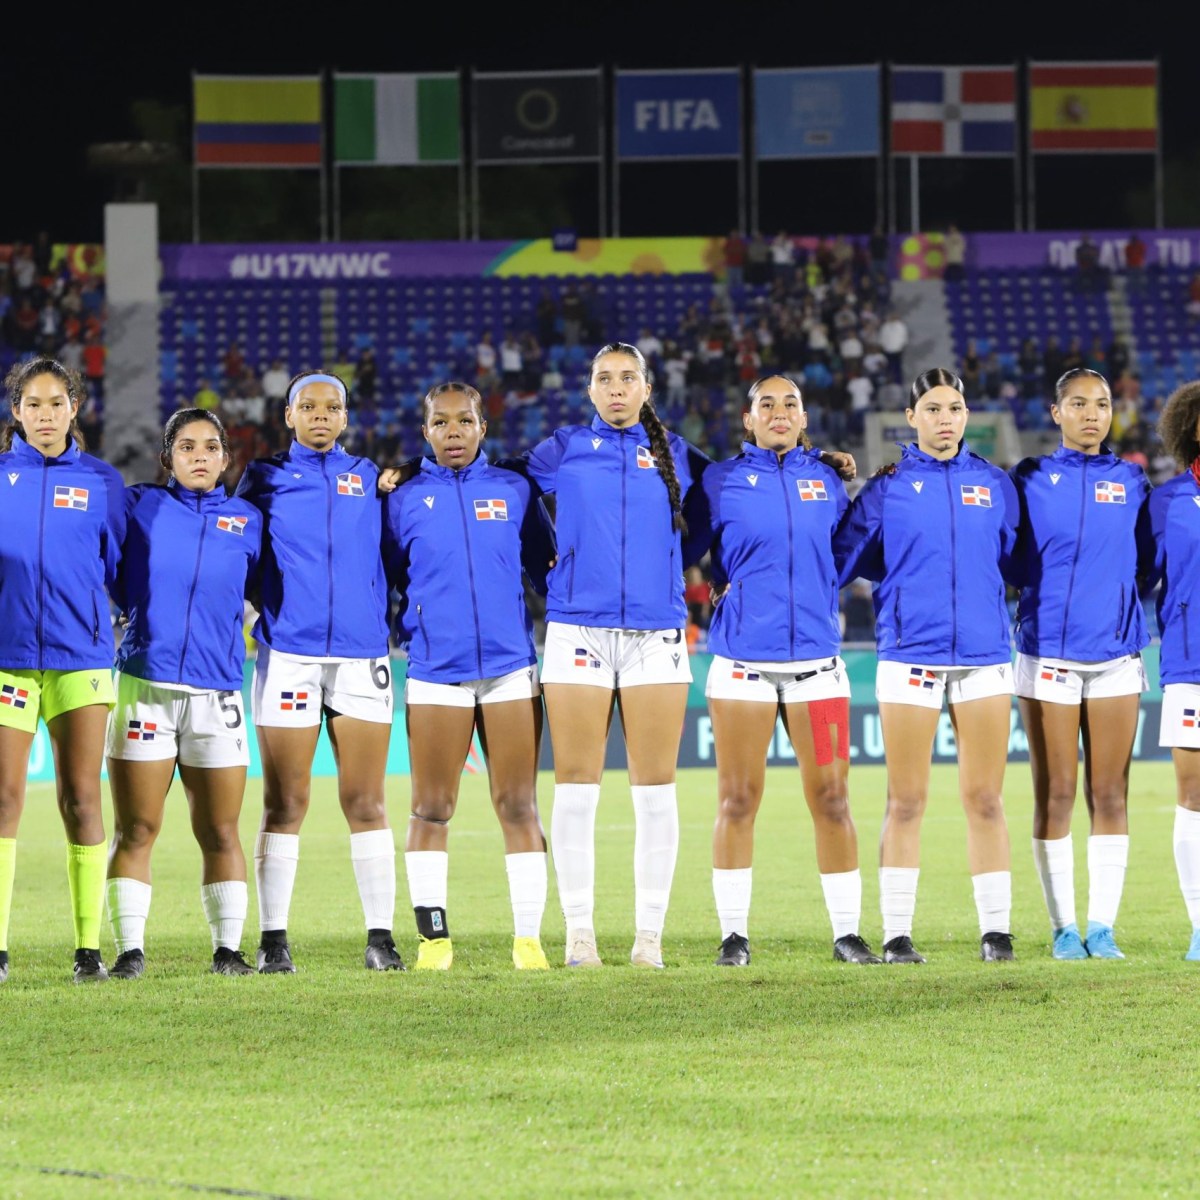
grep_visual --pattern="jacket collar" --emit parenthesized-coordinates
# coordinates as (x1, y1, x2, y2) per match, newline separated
(740, 441, 816, 469)
(1050, 442, 1115, 466)
(419, 452, 490, 483)
(167, 477, 230, 512)
(899, 440, 974, 467)
(10, 432, 80, 465)
(590, 414, 646, 441)
(288, 439, 347, 468)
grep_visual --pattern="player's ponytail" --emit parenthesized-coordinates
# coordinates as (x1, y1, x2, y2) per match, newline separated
(3, 357, 86, 452)
(639, 397, 687, 536)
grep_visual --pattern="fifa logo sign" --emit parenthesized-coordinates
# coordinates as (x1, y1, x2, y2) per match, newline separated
(633, 99, 721, 132)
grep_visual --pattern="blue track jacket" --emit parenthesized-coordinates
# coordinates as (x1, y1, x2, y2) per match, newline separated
(1149, 469, 1200, 685)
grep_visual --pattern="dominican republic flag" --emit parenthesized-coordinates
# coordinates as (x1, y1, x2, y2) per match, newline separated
(1095, 481, 1126, 504)
(1040, 667, 1069, 685)
(1184, 709, 1197, 729)
(730, 663, 761, 682)
(573, 648, 601, 669)
(797, 479, 828, 502)
(960, 484, 992, 507)
(891, 66, 1016, 156)
(908, 668, 938, 690)
(216, 514, 248, 535)
(280, 691, 309, 711)
(337, 473, 365, 496)
(0, 684, 29, 709)
(53, 485, 89, 510)
(474, 498, 509, 521)
(637, 446, 657, 469)
(126, 720, 157, 742)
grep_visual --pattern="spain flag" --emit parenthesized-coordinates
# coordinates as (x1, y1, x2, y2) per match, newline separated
(1029, 62, 1157, 153)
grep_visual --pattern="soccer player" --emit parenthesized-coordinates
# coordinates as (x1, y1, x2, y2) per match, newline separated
(0, 357, 125, 983)
(1010, 369, 1154, 960)
(383, 383, 553, 970)
(236, 371, 401, 973)
(1148, 381, 1200, 961)
(702, 376, 880, 966)
(834, 368, 1019, 963)
(104, 410, 262, 978)
(515, 343, 709, 968)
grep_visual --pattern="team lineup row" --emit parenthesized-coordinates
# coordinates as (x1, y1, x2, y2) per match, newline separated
(3, 345, 1200, 984)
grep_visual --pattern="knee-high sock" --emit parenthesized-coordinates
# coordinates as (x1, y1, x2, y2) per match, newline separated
(879, 867, 919, 942)
(201, 880, 247, 952)
(67, 842, 106, 949)
(712, 867, 752, 939)
(0, 838, 15, 952)
(350, 828, 396, 931)
(254, 832, 299, 933)
(632, 784, 679, 935)
(1173, 807, 1200, 927)
(505, 852, 547, 939)
(551, 783, 600, 934)
(820, 869, 863, 940)
(106, 877, 151, 954)
(972, 870, 1012, 936)
(1087, 834, 1129, 929)
(1032, 834, 1076, 931)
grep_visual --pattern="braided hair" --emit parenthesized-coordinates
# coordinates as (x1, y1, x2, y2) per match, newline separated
(3, 357, 86, 453)
(591, 342, 687, 534)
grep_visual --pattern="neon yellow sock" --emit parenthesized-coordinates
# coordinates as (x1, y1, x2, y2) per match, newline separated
(0, 838, 15, 952)
(67, 842, 107, 950)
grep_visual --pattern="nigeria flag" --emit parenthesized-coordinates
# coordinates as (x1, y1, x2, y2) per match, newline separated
(335, 74, 460, 165)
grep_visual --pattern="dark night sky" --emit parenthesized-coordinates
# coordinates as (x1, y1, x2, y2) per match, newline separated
(1, 4, 1189, 241)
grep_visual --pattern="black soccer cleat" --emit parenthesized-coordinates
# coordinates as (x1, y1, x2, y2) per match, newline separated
(256, 940, 297, 974)
(715, 932, 750, 967)
(882, 935, 927, 964)
(73, 947, 109, 983)
(833, 933, 884, 964)
(364, 933, 406, 971)
(109, 949, 145, 980)
(980, 931, 1016, 962)
(211, 947, 255, 976)
(0, 950, 8, 984)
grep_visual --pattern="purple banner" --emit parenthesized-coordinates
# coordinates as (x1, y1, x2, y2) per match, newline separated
(961, 229, 1200, 271)
(159, 241, 511, 282)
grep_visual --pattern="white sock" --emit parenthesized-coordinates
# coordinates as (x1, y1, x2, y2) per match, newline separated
(254, 832, 299, 933)
(1087, 834, 1129, 930)
(550, 783, 600, 934)
(106, 877, 151, 955)
(879, 866, 919, 941)
(820, 869, 862, 940)
(631, 784, 679, 935)
(1173, 806, 1200, 927)
(350, 828, 396, 931)
(712, 867, 752, 938)
(505, 852, 547, 939)
(201, 880, 247, 952)
(972, 870, 1012, 936)
(405, 850, 448, 912)
(1032, 834, 1076, 931)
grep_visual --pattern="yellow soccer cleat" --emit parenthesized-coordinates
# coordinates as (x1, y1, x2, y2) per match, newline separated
(512, 936, 549, 970)
(415, 936, 453, 970)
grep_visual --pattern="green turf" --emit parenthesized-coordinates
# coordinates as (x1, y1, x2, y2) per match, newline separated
(2, 764, 1196, 1199)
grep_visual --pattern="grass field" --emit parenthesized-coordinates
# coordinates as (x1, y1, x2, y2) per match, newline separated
(2, 763, 1197, 1199)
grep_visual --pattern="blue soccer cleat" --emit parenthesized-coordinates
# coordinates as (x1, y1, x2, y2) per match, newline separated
(1084, 922, 1125, 960)
(1186, 929, 1200, 962)
(1051, 923, 1088, 960)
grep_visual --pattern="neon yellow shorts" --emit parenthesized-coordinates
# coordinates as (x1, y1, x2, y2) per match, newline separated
(0, 668, 116, 734)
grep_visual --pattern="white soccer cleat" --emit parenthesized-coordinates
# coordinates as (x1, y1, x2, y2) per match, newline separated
(630, 930, 664, 969)
(565, 929, 603, 968)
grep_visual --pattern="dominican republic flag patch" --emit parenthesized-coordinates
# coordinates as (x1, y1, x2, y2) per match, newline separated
(216, 515, 248, 535)
(0, 684, 29, 709)
(474, 498, 508, 521)
(573, 647, 601, 669)
(280, 691, 309, 712)
(53, 485, 89, 510)
(637, 445, 656, 469)
(336, 473, 364, 497)
(1184, 709, 1197, 729)
(797, 479, 828, 502)
(960, 485, 991, 507)
(731, 663, 761, 681)
(1040, 667, 1069, 685)
(126, 720, 157, 742)
(908, 668, 938, 690)
(1095, 481, 1126, 504)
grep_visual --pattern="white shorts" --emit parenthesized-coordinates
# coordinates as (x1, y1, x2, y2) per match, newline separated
(705, 654, 850, 704)
(876, 660, 1014, 709)
(105, 673, 249, 769)
(540, 622, 693, 689)
(251, 646, 394, 727)
(1015, 652, 1148, 704)
(405, 664, 541, 708)
(1159, 684, 1200, 749)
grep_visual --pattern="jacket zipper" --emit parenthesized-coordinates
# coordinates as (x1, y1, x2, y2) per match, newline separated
(776, 459, 797, 654)
(563, 548, 576, 601)
(416, 603, 430, 656)
(37, 461, 48, 668)
(1183, 602, 1191, 659)
(895, 591, 903, 648)
(943, 464, 958, 660)
(177, 491, 207, 681)
(323, 455, 335, 656)
(620, 429, 628, 626)
(92, 593, 100, 644)
(1116, 587, 1126, 642)
(736, 580, 744, 635)
(1060, 458, 1087, 658)
(455, 475, 485, 676)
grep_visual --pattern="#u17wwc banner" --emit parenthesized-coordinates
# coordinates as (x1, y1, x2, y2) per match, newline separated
(617, 69, 741, 160)
(754, 66, 880, 159)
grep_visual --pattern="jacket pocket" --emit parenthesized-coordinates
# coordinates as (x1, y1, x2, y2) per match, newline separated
(894, 590, 903, 648)
(562, 548, 576, 602)
(1183, 602, 1191, 659)
(1116, 588, 1127, 642)
(416, 603, 431, 656)
(92, 591, 102, 644)
(735, 580, 745, 636)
